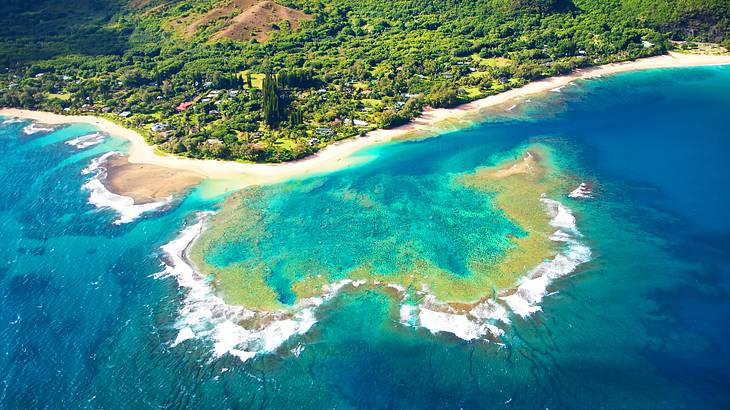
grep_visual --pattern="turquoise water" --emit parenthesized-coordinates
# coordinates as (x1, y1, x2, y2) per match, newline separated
(2, 65, 730, 408)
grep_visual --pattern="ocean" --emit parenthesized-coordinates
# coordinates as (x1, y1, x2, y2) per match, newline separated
(1, 65, 729, 409)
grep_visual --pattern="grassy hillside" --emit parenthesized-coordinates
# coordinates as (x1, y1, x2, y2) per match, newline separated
(0, 0, 727, 162)
(621, 0, 730, 40)
(0, 0, 128, 65)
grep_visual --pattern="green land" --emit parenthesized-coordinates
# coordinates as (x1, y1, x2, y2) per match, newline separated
(0, 0, 728, 163)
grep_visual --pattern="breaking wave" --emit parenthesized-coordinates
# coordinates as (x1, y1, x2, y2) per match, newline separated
(398, 195, 591, 341)
(66, 132, 105, 149)
(157, 215, 368, 362)
(22, 123, 55, 135)
(82, 152, 170, 224)
(569, 182, 593, 199)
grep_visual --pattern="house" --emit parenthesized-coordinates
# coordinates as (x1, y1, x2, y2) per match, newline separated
(345, 118, 369, 127)
(642, 40, 654, 48)
(308, 137, 320, 146)
(176, 102, 194, 111)
(315, 127, 334, 136)
(201, 98, 211, 103)
(151, 123, 168, 133)
(118, 111, 131, 118)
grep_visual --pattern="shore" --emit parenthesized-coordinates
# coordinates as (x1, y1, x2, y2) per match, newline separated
(3, 52, 730, 190)
(103, 155, 203, 204)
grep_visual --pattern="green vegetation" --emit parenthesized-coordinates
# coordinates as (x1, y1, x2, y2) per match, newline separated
(0, 0, 727, 162)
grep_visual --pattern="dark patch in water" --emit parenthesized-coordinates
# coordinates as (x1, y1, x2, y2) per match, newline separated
(7, 272, 52, 299)
(53, 316, 83, 338)
(11, 342, 41, 364)
(17, 246, 45, 256)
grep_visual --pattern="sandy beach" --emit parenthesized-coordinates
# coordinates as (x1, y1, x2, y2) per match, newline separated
(3, 52, 730, 191)
(103, 155, 203, 203)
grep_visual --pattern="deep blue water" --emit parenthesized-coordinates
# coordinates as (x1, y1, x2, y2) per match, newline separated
(1, 65, 730, 408)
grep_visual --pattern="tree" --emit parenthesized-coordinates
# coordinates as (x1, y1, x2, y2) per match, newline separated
(350, 60, 370, 80)
(428, 83, 459, 108)
(289, 109, 304, 125)
(721, 38, 730, 52)
(120, 68, 147, 87)
(262, 72, 282, 127)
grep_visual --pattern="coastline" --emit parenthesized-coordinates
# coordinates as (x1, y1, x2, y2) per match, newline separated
(3, 52, 730, 188)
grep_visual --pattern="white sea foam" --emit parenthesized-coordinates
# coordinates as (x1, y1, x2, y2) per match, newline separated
(82, 151, 118, 175)
(158, 216, 360, 362)
(501, 198, 591, 317)
(404, 195, 591, 340)
(21, 123, 55, 135)
(290, 344, 305, 357)
(542, 197, 577, 232)
(418, 308, 503, 340)
(82, 152, 170, 224)
(385, 283, 406, 293)
(66, 132, 105, 149)
(1, 117, 23, 125)
(568, 182, 593, 199)
(399, 304, 417, 327)
(549, 85, 565, 93)
(469, 299, 510, 324)
(172, 326, 195, 347)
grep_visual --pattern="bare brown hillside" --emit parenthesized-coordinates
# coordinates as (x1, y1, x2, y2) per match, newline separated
(177, 0, 311, 43)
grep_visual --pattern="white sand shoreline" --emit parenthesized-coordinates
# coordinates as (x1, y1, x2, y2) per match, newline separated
(3, 52, 730, 186)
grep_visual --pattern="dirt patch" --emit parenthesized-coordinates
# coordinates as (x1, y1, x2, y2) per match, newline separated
(127, 0, 153, 10)
(179, 0, 311, 43)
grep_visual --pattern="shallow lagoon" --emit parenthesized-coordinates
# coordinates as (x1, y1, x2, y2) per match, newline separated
(1, 65, 729, 408)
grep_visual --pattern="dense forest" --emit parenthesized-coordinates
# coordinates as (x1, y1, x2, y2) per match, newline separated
(0, 0, 728, 162)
